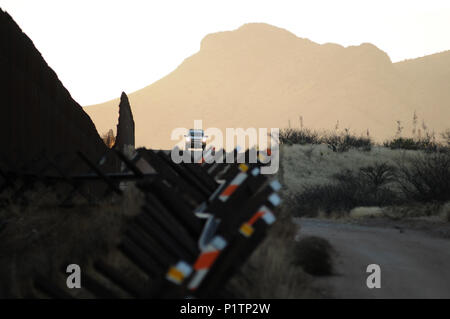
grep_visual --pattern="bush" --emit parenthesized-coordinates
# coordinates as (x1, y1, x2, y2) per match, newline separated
(385, 115, 447, 152)
(293, 236, 334, 276)
(384, 137, 418, 150)
(359, 162, 397, 188)
(280, 127, 372, 152)
(293, 153, 450, 217)
(442, 130, 450, 148)
(323, 130, 372, 152)
(383, 136, 442, 152)
(294, 163, 401, 217)
(279, 128, 321, 145)
(397, 152, 450, 202)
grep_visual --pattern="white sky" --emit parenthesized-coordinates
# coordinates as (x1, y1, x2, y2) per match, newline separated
(1, 0, 450, 106)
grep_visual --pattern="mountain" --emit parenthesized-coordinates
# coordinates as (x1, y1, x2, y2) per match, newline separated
(84, 23, 450, 149)
(394, 51, 450, 122)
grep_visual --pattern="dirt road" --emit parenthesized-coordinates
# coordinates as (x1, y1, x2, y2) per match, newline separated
(297, 218, 450, 298)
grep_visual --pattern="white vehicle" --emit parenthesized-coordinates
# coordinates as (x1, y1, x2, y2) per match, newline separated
(185, 129, 207, 150)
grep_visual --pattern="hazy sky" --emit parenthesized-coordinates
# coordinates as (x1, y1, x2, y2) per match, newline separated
(1, 0, 450, 106)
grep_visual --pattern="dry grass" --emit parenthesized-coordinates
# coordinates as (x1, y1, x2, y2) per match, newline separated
(397, 152, 450, 202)
(225, 198, 327, 298)
(281, 144, 450, 218)
(0, 184, 143, 298)
(279, 127, 372, 152)
(293, 236, 334, 276)
(281, 144, 417, 196)
(382, 201, 450, 222)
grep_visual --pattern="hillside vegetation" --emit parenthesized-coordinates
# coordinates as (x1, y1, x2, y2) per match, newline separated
(280, 137, 450, 221)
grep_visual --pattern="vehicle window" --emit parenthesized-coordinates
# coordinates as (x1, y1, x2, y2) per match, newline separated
(189, 130, 204, 137)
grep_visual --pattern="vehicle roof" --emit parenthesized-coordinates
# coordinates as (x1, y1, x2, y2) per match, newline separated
(188, 129, 204, 134)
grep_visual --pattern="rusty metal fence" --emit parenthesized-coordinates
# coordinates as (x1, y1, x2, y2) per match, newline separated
(0, 9, 107, 169)
(0, 147, 280, 298)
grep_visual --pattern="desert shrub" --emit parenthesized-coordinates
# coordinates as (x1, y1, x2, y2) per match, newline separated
(323, 130, 372, 152)
(359, 162, 397, 188)
(397, 152, 450, 202)
(294, 163, 401, 217)
(293, 236, 334, 276)
(384, 136, 442, 152)
(279, 128, 321, 145)
(384, 137, 418, 150)
(295, 183, 351, 217)
(442, 129, 450, 147)
(280, 127, 372, 152)
(386, 115, 447, 152)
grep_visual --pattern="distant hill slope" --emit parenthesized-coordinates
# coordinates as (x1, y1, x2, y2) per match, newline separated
(394, 51, 450, 122)
(84, 23, 450, 149)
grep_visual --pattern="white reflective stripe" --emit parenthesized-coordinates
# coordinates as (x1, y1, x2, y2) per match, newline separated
(270, 179, 282, 192)
(259, 205, 270, 214)
(188, 269, 209, 290)
(211, 235, 227, 250)
(198, 217, 221, 250)
(202, 243, 218, 253)
(195, 201, 208, 213)
(209, 182, 226, 201)
(196, 235, 226, 268)
(255, 205, 276, 225)
(195, 212, 212, 219)
(230, 172, 247, 186)
(262, 211, 276, 225)
(218, 173, 248, 201)
(268, 193, 281, 207)
(176, 261, 193, 277)
(188, 238, 228, 290)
